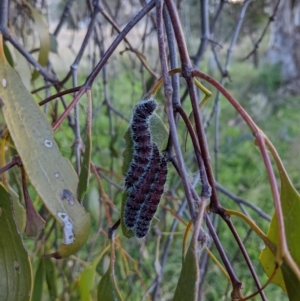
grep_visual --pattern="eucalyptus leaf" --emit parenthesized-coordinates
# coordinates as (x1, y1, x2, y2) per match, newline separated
(0, 35, 90, 258)
(8, 185, 26, 233)
(79, 263, 97, 301)
(45, 258, 57, 299)
(173, 238, 200, 301)
(78, 248, 108, 301)
(0, 183, 32, 301)
(21, 0, 50, 81)
(32, 259, 45, 301)
(78, 131, 92, 202)
(97, 268, 123, 301)
(14, 48, 31, 91)
(259, 154, 300, 300)
(3, 43, 13, 67)
(98, 233, 122, 300)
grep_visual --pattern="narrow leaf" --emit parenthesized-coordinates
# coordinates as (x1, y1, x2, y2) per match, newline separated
(97, 238, 123, 301)
(32, 259, 45, 301)
(22, 0, 50, 80)
(78, 245, 109, 301)
(173, 238, 200, 301)
(44, 258, 57, 299)
(0, 182, 32, 301)
(260, 147, 300, 300)
(0, 35, 90, 258)
(3, 43, 13, 67)
(8, 185, 26, 233)
(78, 92, 92, 202)
(79, 264, 96, 301)
(97, 270, 123, 301)
(109, 133, 119, 158)
(14, 48, 31, 91)
(78, 132, 92, 201)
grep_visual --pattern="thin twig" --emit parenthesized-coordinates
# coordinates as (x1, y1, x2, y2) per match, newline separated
(0, 156, 21, 175)
(215, 182, 271, 221)
(52, 0, 156, 131)
(193, 0, 210, 65)
(0, 1, 57, 83)
(242, 0, 281, 61)
(206, 214, 243, 298)
(224, 218, 267, 301)
(157, 0, 196, 222)
(53, 0, 75, 37)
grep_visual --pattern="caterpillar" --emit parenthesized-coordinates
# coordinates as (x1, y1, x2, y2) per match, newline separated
(134, 152, 168, 238)
(124, 143, 160, 229)
(123, 98, 168, 238)
(124, 99, 157, 191)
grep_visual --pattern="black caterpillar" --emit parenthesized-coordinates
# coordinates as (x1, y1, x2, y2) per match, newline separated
(123, 98, 168, 238)
(124, 143, 160, 230)
(124, 99, 157, 191)
(135, 152, 168, 238)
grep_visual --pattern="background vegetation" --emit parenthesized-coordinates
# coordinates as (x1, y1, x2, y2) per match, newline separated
(0, 0, 300, 300)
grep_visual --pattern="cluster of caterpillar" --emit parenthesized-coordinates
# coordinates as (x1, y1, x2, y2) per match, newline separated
(124, 98, 168, 238)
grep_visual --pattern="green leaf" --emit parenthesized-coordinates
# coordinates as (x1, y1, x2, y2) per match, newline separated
(259, 156, 300, 300)
(121, 110, 169, 238)
(44, 258, 57, 299)
(87, 188, 100, 222)
(78, 131, 92, 202)
(32, 259, 45, 301)
(3, 43, 13, 67)
(0, 182, 32, 301)
(259, 215, 286, 292)
(22, 0, 50, 81)
(149, 113, 169, 151)
(14, 48, 31, 91)
(173, 238, 200, 301)
(97, 244, 123, 301)
(97, 237, 122, 301)
(79, 263, 96, 301)
(8, 185, 26, 233)
(78, 246, 109, 301)
(0, 35, 90, 258)
(109, 133, 119, 158)
(97, 269, 123, 301)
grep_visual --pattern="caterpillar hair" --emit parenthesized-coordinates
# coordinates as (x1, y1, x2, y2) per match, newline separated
(124, 143, 160, 230)
(134, 152, 168, 238)
(124, 98, 157, 191)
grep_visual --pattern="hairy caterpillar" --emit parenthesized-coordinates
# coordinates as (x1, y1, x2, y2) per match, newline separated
(123, 98, 168, 238)
(124, 99, 157, 191)
(134, 152, 168, 238)
(124, 143, 160, 229)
